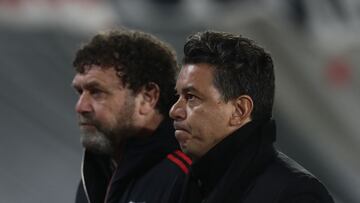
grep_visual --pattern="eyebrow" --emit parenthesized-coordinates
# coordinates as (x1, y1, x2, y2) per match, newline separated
(182, 86, 197, 93)
(178, 85, 203, 97)
(72, 80, 104, 90)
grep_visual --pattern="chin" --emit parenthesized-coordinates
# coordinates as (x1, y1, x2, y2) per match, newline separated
(80, 131, 113, 155)
(179, 148, 195, 161)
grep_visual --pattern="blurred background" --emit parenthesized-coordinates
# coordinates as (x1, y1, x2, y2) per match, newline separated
(0, 0, 359, 202)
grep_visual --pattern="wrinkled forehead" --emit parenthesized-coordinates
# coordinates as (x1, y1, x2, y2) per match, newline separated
(72, 65, 122, 87)
(79, 64, 111, 74)
(82, 64, 95, 73)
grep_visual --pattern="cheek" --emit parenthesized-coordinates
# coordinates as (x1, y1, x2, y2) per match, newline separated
(188, 107, 229, 140)
(187, 108, 214, 137)
(93, 105, 116, 125)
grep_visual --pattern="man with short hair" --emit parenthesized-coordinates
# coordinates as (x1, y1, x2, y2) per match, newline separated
(170, 30, 334, 203)
(72, 29, 191, 203)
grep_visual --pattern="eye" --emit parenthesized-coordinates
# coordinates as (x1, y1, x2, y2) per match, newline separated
(185, 93, 196, 101)
(174, 92, 180, 99)
(89, 88, 105, 98)
(74, 87, 83, 95)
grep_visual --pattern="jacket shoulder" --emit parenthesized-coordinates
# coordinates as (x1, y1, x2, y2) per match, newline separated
(141, 150, 191, 185)
(165, 150, 192, 174)
(244, 152, 334, 203)
(123, 150, 191, 203)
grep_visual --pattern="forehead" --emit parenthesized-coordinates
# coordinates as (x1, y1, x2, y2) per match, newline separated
(72, 65, 121, 87)
(177, 63, 214, 87)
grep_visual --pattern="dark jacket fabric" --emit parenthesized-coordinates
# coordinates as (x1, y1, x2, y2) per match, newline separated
(75, 118, 191, 203)
(180, 119, 334, 203)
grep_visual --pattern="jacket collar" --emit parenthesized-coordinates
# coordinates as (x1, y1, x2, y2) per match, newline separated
(81, 118, 179, 203)
(81, 150, 113, 203)
(111, 118, 178, 182)
(188, 119, 276, 202)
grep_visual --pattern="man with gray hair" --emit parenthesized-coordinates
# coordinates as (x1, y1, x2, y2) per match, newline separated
(72, 29, 191, 203)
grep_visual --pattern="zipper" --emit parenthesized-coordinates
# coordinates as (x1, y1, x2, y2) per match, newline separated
(103, 167, 117, 203)
(81, 150, 91, 203)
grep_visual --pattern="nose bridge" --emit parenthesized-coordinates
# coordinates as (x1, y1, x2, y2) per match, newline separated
(76, 92, 92, 113)
(170, 97, 186, 120)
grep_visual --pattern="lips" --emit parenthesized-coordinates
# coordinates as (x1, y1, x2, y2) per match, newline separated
(78, 122, 98, 132)
(78, 116, 96, 127)
(173, 122, 189, 133)
(173, 122, 191, 146)
(78, 115, 98, 132)
(79, 122, 94, 126)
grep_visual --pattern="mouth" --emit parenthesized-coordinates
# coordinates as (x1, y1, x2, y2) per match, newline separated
(173, 123, 191, 146)
(79, 122, 94, 126)
(79, 123, 97, 130)
(173, 122, 189, 133)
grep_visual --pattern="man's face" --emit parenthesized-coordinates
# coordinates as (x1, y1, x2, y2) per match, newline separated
(72, 65, 136, 155)
(169, 63, 235, 160)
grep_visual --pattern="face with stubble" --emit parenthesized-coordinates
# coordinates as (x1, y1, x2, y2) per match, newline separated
(169, 63, 237, 160)
(72, 65, 137, 155)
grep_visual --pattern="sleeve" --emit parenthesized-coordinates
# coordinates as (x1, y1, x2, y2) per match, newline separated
(161, 150, 191, 203)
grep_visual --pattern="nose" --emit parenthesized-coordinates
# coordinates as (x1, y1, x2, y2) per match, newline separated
(169, 98, 186, 121)
(75, 93, 93, 114)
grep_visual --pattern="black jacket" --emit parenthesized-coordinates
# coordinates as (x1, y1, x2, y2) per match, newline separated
(180, 119, 334, 203)
(75, 119, 191, 203)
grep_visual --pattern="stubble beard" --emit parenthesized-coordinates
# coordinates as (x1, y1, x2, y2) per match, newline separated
(79, 99, 136, 156)
(80, 126, 114, 155)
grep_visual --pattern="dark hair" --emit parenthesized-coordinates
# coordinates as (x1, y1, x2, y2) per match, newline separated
(73, 29, 178, 116)
(183, 30, 275, 120)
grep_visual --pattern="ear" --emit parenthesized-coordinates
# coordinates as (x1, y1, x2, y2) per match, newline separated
(138, 82, 160, 115)
(229, 95, 253, 127)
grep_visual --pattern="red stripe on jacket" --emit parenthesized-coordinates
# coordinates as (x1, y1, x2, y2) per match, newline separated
(174, 150, 192, 165)
(167, 154, 189, 174)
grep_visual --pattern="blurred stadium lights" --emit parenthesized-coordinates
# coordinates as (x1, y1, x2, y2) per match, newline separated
(0, 0, 118, 33)
(304, 0, 360, 52)
(211, 0, 239, 3)
(114, 0, 263, 31)
(151, 0, 181, 4)
(114, 0, 193, 31)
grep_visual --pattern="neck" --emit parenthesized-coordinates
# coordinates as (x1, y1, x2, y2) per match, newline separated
(134, 112, 164, 138)
(143, 112, 164, 135)
(111, 112, 165, 163)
